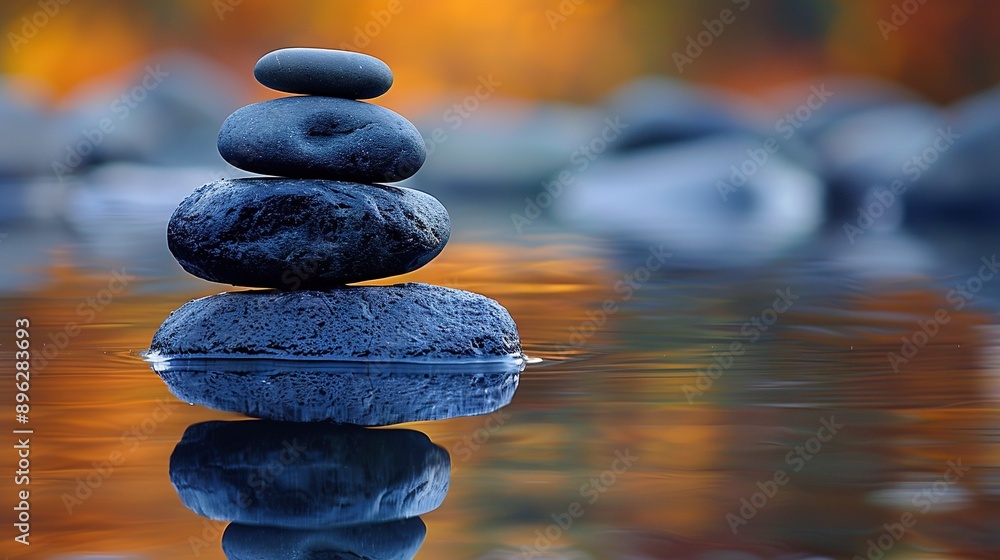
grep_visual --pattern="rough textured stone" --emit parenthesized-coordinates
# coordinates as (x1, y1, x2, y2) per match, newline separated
(217, 96, 425, 182)
(169, 420, 450, 528)
(151, 358, 521, 424)
(222, 519, 426, 560)
(149, 283, 522, 360)
(167, 179, 449, 288)
(254, 48, 393, 99)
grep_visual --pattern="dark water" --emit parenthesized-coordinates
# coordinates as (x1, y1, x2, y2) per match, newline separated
(1, 211, 999, 559)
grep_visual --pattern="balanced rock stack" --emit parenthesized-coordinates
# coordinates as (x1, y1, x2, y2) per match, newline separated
(150, 48, 522, 424)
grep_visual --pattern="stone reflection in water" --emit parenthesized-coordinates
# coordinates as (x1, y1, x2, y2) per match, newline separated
(169, 420, 449, 559)
(170, 420, 450, 527)
(222, 518, 427, 560)
(151, 358, 521, 425)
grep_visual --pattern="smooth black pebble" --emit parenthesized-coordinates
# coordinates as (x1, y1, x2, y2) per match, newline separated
(254, 47, 393, 99)
(217, 96, 425, 182)
(167, 178, 449, 288)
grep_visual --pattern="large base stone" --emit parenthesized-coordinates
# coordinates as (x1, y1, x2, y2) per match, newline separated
(149, 283, 521, 361)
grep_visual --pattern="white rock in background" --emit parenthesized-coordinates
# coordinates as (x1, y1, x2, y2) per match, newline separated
(553, 134, 825, 264)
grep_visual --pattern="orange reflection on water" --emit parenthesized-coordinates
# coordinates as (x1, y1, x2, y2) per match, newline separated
(1, 240, 999, 558)
(0, 238, 607, 558)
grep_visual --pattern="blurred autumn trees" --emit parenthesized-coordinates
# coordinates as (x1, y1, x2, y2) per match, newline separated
(1, 0, 999, 106)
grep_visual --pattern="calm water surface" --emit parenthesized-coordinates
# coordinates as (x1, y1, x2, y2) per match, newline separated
(1, 212, 999, 559)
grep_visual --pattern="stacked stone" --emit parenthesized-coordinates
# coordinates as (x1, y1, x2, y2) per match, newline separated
(169, 48, 446, 289)
(153, 48, 522, 559)
(151, 48, 522, 422)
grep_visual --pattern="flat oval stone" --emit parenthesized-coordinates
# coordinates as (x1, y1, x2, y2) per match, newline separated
(149, 284, 522, 360)
(167, 179, 449, 288)
(169, 420, 450, 528)
(222, 519, 426, 560)
(218, 96, 425, 182)
(254, 48, 393, 99)
(150, 358, 520, 424)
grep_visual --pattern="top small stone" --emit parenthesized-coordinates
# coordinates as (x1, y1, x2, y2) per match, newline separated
(253, 48, 393, 99)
